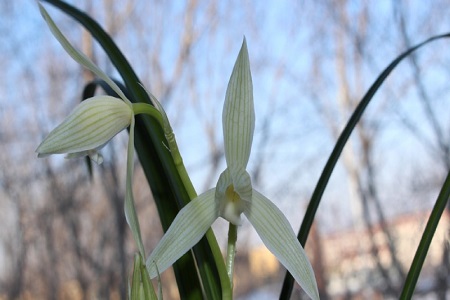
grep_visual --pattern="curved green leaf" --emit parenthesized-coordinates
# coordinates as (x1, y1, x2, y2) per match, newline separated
(280, 33, 450, 299)
(400, 170, 450, 299)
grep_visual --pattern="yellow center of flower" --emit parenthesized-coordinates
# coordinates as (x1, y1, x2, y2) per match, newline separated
(225, 185, 240, 203)
(221, 184, 245, 225)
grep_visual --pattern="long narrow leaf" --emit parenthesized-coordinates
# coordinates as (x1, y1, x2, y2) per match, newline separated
(280, 33, 450, 299)
(400, 170, 450, 299)
(41, 1, 222, 299)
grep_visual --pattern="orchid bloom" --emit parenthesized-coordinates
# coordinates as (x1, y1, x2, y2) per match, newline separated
(36, 96, 133, 164)
(146, 39, 319, 299)
(36, 3, 147, 258)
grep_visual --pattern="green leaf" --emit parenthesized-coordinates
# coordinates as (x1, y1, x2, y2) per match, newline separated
(400, 170, 450, 299)
(280, 32, 450, 299)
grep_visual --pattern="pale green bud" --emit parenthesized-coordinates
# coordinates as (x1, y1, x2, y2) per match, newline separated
(36, 96, 133, 163)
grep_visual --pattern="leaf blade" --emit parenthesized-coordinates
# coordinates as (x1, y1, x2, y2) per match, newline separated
(280, 32, 450, 299)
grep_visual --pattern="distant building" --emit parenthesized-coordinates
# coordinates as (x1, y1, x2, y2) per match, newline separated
(307, 210, 450, 298)
(237, 210, 449, 299)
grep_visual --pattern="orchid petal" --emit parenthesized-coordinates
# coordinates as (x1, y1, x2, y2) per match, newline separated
(216, 168, 252, 225)
(87, 151, 104, 164)
(36, 96, 132, 156)
(38, 3, 131, 105)
(64, 146, 103, 165)
(66, 150, 104, 164)
(245, 190, 319, 300)
(124, 118, 146, 257)
(223, 38, 255, 170)
(146, 189, 218, 278)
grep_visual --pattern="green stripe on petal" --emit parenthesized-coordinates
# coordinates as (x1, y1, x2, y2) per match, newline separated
(245, 190, 319, 300)
(146, 189, 218, 278)
(36, 96, 132, 156)
(223, 38, 255, 170)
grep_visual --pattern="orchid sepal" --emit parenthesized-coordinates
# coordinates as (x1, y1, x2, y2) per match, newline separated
(222, 38, 255, 171)
(244, 190, 320, 300)
(38, 2, 132, 105)
(146, 189, 219, 278)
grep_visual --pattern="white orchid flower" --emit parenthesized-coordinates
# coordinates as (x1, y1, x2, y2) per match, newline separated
(36, 3, 150, 259)
(146, 39, 319, 300)
(36, 96, 133, 164)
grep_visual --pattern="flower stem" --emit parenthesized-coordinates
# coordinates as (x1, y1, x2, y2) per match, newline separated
(226, 223, 238, 291)
(134, 100, 232, 299)
(163, 126, 232, 299)
(132, 103, 164, 126)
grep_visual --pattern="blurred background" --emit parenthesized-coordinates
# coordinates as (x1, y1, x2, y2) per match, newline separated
(0, 0, 449, 299)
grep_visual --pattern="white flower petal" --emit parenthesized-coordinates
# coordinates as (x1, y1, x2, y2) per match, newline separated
(88, 151, 104, 164)
(36, 96, 132, 156)
(216, 168, 252, 225)
(245, 190, 319, 300)
(146, 189, 218, 278)
(38, 3, 131, 104)
(64, 149, 104, 164)
(223, 38, 255, 170)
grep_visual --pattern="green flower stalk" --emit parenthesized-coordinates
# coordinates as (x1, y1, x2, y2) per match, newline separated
(145, 39, 319, 300)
